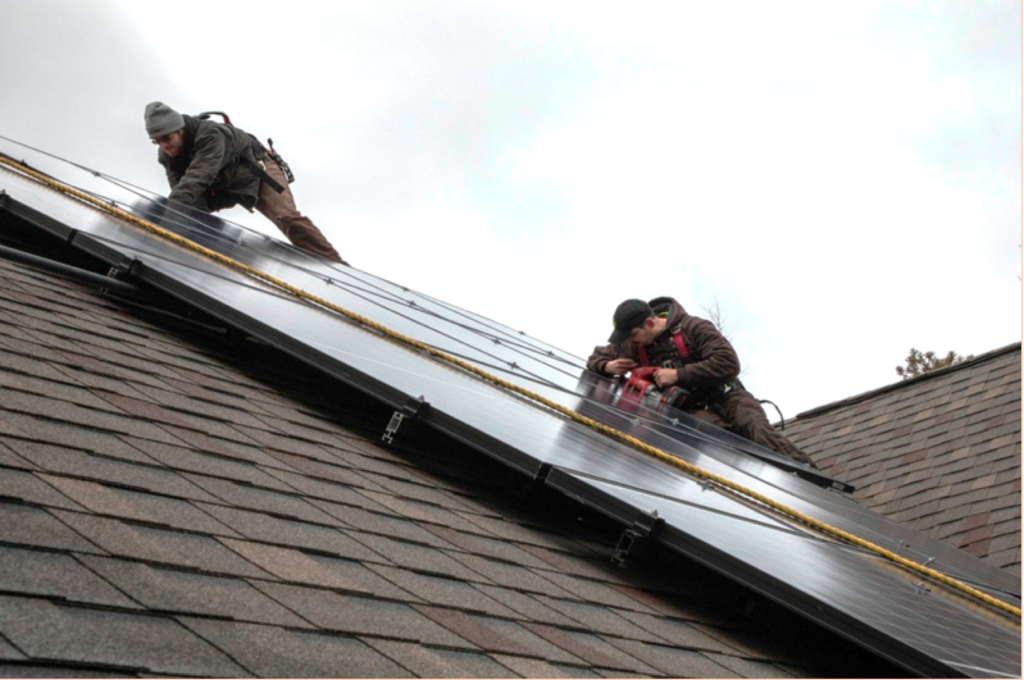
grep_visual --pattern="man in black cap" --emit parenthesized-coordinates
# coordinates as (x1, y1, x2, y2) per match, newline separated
(144, 101, 345, 263)
(588, 297, 815, 466)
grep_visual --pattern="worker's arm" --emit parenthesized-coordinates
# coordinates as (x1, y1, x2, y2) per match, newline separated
(587, 344, 638, 376)
(675, 317, 741, 389)
(161, 155, 182, 190)
(167, 125, 230, 209)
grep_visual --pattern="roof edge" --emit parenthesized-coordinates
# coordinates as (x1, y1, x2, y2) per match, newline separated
(793, 341, 1022, 421)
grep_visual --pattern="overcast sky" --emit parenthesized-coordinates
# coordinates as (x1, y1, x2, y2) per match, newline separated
(1, 0, 1020, 418)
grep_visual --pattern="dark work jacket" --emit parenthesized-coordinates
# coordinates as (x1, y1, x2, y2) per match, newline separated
(587, 296, 741, 404)
(158, 115, 264, 212)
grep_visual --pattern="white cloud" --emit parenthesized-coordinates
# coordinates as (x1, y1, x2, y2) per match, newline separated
(2, 0, 1018, 419)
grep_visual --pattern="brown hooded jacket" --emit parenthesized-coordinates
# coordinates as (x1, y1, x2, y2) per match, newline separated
(587, 296, 740, 402)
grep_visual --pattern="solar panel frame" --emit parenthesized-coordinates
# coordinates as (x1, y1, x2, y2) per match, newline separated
(545, 468, 1021, 678)
(1, 159, 1019, 678)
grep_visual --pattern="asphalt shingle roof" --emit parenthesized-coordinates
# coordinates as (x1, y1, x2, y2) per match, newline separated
(781, 345, 1021, 576)
(0, 250, 906, 678)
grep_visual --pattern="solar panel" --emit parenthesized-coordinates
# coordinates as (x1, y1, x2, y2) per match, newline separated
(547, 469, 1022, 678)
(1, 150, 1019, 678)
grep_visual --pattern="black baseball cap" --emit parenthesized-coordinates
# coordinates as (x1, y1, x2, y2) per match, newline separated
(608, 299, 653, 344)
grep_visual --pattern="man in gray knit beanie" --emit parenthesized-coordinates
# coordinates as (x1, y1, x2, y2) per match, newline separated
(143, 101, 345, 263)
(144, 102, 185, 139)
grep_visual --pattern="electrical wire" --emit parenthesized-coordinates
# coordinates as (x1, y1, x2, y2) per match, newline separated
(1, 146, 1018, 620)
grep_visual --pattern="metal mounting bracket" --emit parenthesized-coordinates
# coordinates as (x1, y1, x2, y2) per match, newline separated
(382, 394, 428, 444)
(106, 258, 139, 281)
(612, 508, 662, 566)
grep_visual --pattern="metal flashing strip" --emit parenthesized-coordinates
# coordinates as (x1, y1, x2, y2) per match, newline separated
(0, 242, 142, 296)
(0, 159, 1019, 678)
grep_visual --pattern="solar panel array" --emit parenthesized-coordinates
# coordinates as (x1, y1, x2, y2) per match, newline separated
(1, 149, 1019, 678)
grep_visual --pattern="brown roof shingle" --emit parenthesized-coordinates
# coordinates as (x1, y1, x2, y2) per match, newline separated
(782, 344, 1021, 575)
(0, 253, 904, 677)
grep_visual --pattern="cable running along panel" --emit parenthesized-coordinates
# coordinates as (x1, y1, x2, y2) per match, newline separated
(0, 150, 1019, 679)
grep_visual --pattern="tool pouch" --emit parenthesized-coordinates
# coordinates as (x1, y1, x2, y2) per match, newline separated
(265, 139, 295, 184)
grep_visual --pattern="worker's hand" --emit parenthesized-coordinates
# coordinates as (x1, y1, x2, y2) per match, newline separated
(625, 366, 658, 393)
(653, 368, 679, 388)
(605, 358, 638, 376)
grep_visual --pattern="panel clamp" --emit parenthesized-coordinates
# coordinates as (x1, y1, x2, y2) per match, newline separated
(612, 508, 662, 566)
(106, 257, 141, 282)
(382, 394, 428, 444)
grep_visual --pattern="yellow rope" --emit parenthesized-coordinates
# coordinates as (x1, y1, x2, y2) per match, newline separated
(1, 155, 1019, 620)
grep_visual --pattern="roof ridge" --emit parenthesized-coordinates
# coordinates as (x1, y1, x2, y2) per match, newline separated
(793, 341, 1021, 420)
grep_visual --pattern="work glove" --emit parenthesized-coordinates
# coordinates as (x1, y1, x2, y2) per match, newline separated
(625, 367, 658, 394)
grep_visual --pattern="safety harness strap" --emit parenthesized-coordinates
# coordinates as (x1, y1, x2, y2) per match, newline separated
(240, 155, 285, 194)
(197, 111, 286, 194)
(638, 328, 689, 367)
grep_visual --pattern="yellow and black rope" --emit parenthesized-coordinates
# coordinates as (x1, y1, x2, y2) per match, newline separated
(0, 154, 1018, 619)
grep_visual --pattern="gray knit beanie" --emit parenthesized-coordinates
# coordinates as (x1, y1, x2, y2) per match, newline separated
(144, 102, 185, 138)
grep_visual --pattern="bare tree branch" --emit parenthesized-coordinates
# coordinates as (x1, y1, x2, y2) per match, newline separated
(895, 348, 972, 379)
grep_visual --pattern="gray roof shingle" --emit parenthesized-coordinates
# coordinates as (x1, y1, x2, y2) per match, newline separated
(176, 617, 415, 677)
(0, 596, 248, 677)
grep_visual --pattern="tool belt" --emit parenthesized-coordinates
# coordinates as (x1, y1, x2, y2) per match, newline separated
(621, 365, 743, 413)
(686, 379, 744, 411)
(633, 326, 744, 411)
(241, 155, 285, 194)
(196, 111, 295, 194)
(264, 139, 295, 183)
(246, 139, 295, 192)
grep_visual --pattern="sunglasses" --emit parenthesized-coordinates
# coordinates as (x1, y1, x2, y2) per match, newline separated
(151, 131, 179, 145)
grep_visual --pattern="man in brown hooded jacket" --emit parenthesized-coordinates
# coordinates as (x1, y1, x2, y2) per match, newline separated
(144, 101, 345, 263)
(588, 297, 815, 466)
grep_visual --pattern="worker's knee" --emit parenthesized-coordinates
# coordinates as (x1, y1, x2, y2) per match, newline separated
(729, 412, 763, 434)
(690, 408, 727, 429)
(725, 419, 758, 442)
